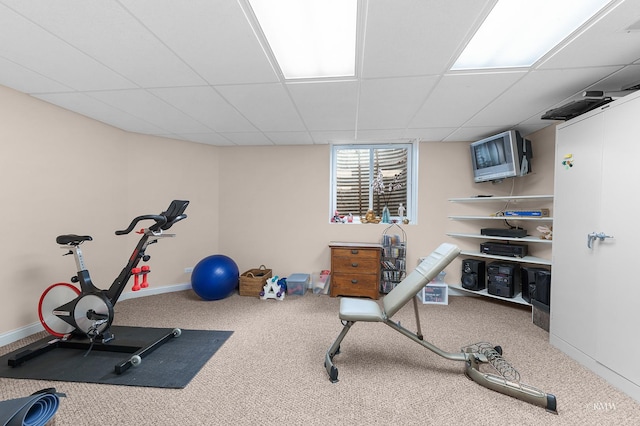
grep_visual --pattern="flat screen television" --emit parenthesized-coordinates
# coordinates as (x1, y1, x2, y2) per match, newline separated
(470, 130, 532, 183)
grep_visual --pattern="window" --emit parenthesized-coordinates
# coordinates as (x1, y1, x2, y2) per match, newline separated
(331, 143, 416, 223)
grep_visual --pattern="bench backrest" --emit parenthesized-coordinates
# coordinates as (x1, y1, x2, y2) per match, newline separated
(383, 243, 460, 318)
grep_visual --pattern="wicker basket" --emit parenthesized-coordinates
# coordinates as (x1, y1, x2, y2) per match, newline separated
(239, 265, 272, 296)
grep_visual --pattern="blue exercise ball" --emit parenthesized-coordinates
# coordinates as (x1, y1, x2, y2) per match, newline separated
(191, 254, 239, 301)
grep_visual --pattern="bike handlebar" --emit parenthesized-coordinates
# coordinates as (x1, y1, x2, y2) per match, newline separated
(115, 215, 166, 235)
(114, 200, 189, 235)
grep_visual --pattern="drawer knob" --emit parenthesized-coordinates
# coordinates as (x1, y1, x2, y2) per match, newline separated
(351, 263, 358, 267)
(351, 249, 359, 254)
(351, 279, 358, 284)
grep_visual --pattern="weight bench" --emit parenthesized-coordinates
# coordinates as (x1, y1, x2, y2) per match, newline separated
(324, 242, 557, 413)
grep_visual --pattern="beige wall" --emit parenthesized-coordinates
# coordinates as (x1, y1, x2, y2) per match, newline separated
(0, 86, 220, 335)
(218, 127, 556, 286)
(0, 83, 556, 337)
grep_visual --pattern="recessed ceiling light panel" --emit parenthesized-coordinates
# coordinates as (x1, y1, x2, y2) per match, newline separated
(249, 0, 358, 79)
(452, 0, 612, 70)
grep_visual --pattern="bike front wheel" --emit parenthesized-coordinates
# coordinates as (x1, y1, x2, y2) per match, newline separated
(38, 282, 80, 337)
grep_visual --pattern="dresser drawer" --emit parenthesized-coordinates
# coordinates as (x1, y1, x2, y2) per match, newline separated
(331, 274, 379, 298)
(332, 256, 379, 274)
(331, 247, 379, 260)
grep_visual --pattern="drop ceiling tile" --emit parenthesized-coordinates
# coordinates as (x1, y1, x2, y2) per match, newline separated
(409, 71, 526, 128)
(150, 86, 257, 132)
(119, 0, 279, 85)
(580, 64, 640, 95)
(287, 81, 359, 131)
(0, 57, 71, 94)
(220, 132, 273, 146)
(309, 130, 357, 144)
(357, 76, 438, 129)
(362, 0, 493, 78)
(1, 1, 639, 146)
(404, 127, 458, 142)
(540, 0, 640, 70)
(444, 127, 503, 142)
(33, 92, 165, 134)
(2, 0, 206, 88)
(354, 129, 408, 142)
(169, 132, 235, 146)
(0, 3, 136, 91)
(263, 132, 313, 145)
(216, 84, 306, 132)
(86, 89, 212, 133)
(466, 66, 623, 127)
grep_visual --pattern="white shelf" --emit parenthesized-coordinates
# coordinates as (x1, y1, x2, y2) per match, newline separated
(459, 250, 551, 266)
(447, 232, 552, 244)
(448, 283, 531, 306)
(449, 215, 553, 221)
(449, 195, 553, 203)
(448, 194, 553, 309)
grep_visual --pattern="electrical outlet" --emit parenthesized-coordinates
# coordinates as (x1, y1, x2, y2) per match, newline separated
(184, 267, 194, 273)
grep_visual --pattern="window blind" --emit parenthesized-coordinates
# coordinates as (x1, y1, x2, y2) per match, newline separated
(335, 147, 408, 218)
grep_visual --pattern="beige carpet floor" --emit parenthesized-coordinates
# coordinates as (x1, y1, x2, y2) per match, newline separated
(1, 290, 639, 425)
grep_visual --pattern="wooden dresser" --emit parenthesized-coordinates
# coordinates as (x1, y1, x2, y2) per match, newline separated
(329, 242, 382, 299)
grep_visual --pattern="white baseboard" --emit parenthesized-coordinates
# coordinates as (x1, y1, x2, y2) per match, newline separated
(118, 282, 192, 301)
(0, 282, 192, 348)
(0, 323, 45, 348)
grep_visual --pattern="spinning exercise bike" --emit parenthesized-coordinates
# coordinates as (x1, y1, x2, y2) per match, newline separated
(8, 200, 189, 373)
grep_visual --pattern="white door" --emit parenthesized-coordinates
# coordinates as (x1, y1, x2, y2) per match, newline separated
(595, 97, 640, 386)
(551, 110, 604, 356)
(553, 91, 640, 391)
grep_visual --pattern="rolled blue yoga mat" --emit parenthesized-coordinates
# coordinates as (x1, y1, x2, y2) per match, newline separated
(0, 388, 62, 426)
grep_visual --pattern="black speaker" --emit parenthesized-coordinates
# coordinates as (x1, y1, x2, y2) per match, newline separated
(487, 262, 519, 298)
(530, 270, 551, 307)
(461, 259, 485, 291)
(520, 266, 549, 303)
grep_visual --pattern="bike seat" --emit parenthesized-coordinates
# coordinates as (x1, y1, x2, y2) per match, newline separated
(56, 234, 93, 245)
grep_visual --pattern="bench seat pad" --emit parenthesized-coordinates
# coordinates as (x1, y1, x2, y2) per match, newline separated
(339, 298, 384, 322)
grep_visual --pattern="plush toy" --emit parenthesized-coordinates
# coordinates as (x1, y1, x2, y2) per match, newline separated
(361, 209, 380, 224)
(537, 225, 552, 240)
(332, 210, 344, 223)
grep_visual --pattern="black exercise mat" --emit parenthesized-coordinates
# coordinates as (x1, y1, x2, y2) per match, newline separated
(0, 326, 233, 389)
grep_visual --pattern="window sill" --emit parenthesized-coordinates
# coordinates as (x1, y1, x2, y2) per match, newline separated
(330, 219, 411, 225)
